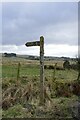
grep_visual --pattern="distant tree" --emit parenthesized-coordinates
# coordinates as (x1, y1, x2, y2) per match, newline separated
(11, 53, 16, 57)
(4, 53, 8, 57)
(4, 53, 16, 57)
(63, 60, 70, 69)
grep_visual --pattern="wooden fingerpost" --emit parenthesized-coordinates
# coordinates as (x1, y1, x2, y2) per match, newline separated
(40, 36, 44, 105)
(25, 36, 44, 105)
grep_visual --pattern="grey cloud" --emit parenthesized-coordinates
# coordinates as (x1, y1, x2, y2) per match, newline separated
(2, 2, 78, 45)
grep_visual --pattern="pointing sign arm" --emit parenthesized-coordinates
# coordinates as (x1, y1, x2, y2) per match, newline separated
(25, 41, 40, 47)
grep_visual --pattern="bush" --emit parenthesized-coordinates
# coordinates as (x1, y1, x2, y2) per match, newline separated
(63, 60, 70, 69)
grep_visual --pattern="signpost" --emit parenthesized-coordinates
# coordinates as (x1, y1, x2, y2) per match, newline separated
(25, 36, 44, 105)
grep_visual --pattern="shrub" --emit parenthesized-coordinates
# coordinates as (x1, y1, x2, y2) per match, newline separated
(63, 60, 70, 69)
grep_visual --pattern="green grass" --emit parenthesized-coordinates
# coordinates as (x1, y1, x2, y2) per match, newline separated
(2, 57, 78, 81)
(2, 64, 40, 78)
(2, 65, 18, 78)
(2, 63, 78, 82)
(20, 65, 40, 76)
(44, 69, 78, 82)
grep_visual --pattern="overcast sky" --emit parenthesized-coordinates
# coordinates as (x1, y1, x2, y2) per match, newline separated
(1, 2, 78, 57)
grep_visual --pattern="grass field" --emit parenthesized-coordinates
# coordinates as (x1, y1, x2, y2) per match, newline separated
(2, 57, 78, 80)
(1, 56, 79, 119)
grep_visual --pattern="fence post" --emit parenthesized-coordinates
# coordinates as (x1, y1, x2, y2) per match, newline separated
(53, 63, 57, 81)
(17, 62, 20, 83)
(40, 36, 44, 105)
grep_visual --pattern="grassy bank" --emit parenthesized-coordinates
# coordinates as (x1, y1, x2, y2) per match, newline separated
(1, 57, 79, 118)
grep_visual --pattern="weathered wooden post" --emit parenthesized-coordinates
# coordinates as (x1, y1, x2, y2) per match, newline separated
(25, 36, 44, 105)
(40, 36, 44, 105)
